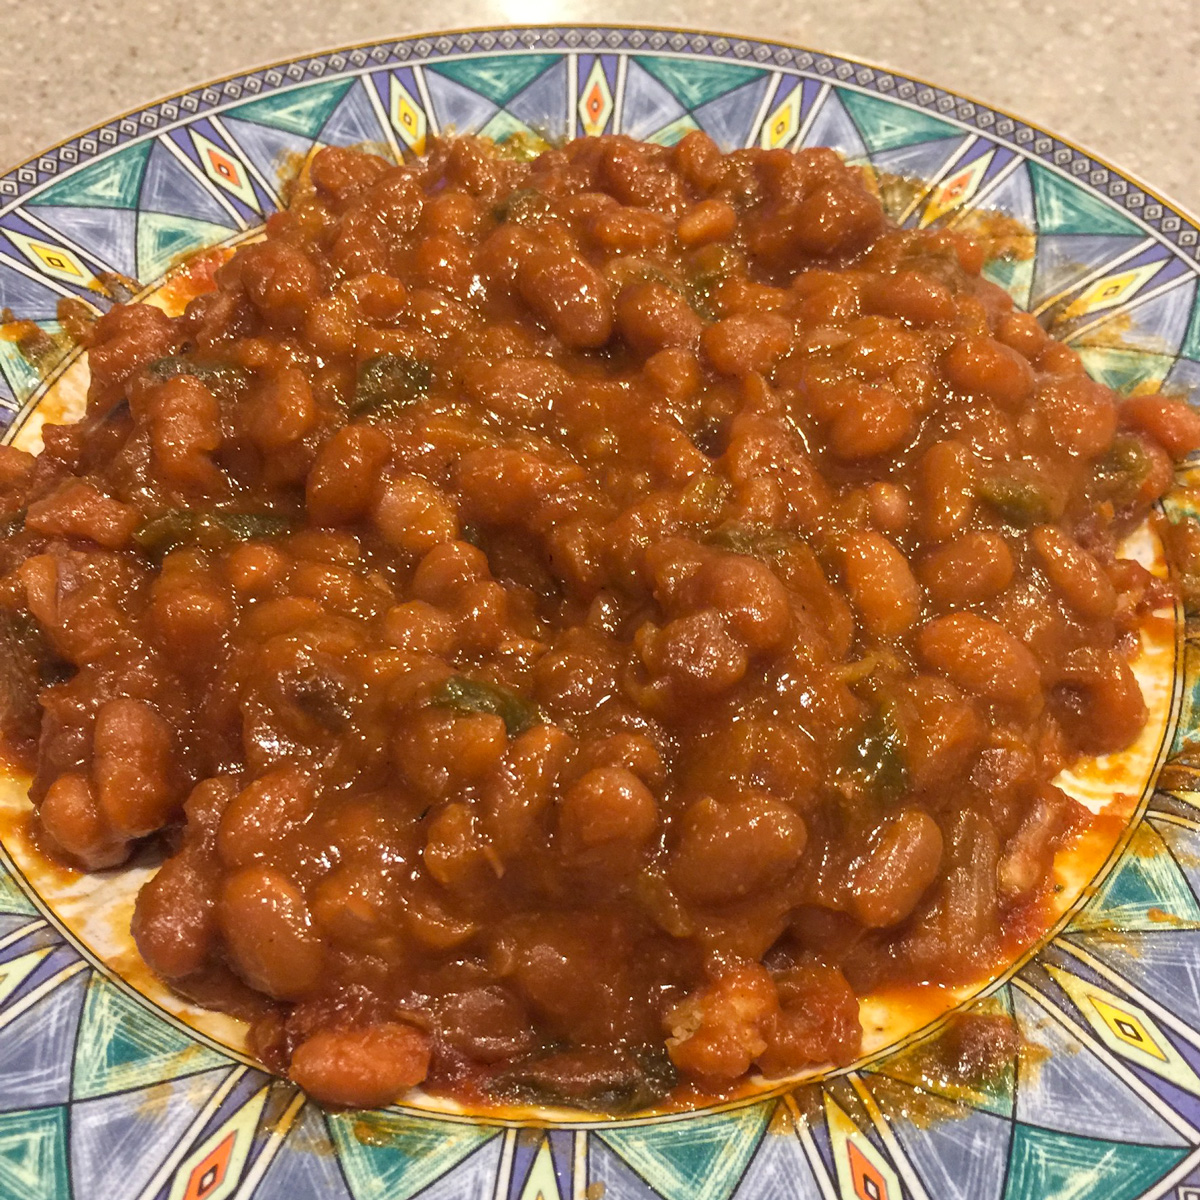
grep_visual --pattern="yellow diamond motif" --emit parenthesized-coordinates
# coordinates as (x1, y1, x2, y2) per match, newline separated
(579, 59, 613, 138)
(5, 230, 93, 286)
(389, 76, 427, 156)
(919, 150, 994, 227)
(760, 87, 801, 149)
(1091, 996, 1168, 1061)
(1046, 963, 1200, 1094)
(188, 130, 259, 211)
(1062, 261, 1164, 320)
(824, 1092, 900, 1200)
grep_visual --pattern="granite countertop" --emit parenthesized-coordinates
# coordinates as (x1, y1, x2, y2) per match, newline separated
(1, 0, 1196, 207)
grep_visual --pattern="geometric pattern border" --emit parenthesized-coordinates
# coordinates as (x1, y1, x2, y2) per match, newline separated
(2, 28, 1193, 257)
(3, 24, 1200, 1200)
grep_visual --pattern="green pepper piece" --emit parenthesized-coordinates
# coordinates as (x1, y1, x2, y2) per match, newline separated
(684, 245, 742, 322)
(209, 512, 297, 541)
(350, 354, 433, 419)
(432, 674, 541, 736)
(492, 187, 552, 224)
(491, 131, 552, 162)
(703, 524, 795, 558)
(144, 355, 250, 392)
(976, 476, 1055, 525)
(1092, 435, 1151, 508)
(490, 1045, 677, 1114)
(133, 509, 296, 558)
(852, 703, 908, 801)
(132, 510, 198, 557)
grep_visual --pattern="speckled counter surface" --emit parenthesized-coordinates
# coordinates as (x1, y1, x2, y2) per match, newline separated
(1, 0, 1196, 208)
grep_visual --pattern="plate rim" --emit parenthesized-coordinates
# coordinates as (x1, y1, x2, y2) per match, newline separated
(2, 21, 1198, 236)
(1, 26, 1199, 1199)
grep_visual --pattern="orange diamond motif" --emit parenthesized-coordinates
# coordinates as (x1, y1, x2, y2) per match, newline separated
(848, 1141, 890, 1200)
(920, 151, 994, 227)
(206, 149, 241, 188)
(578, 60, 613, 137)
(189, 129, 259, 210)
(825, 1091, 902, 1200)
(183, 1130, 235, 1200)
(167, 1083, 269, 1200)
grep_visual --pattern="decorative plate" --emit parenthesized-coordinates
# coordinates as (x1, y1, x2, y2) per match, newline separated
(2, 25, 1200, 1200)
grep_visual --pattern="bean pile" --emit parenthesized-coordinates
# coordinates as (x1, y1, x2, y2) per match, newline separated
(0, 132, 1196, 1111)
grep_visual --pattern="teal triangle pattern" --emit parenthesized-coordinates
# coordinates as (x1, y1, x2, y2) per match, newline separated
(1030, 162, 1143, 237)
(645, 116, 701, 148)
(634, 56, 764, 111)
(326, 1110, 497, 1200)
(1070, 819, 1200, 933)
(597, 1102, 772, 1200)
(428, 55, 560, 107)
(838, 88, 961, 153)
(478, 109, 538, 145)
(26, 140, 152, 210)
(984, 254, 1035, 311)
(1002, 1125, 1184, 1200)
(226, 78, 355, 138)
(136, 211, 234, 282)
(1147, 816, 1200, 907)
(1076, 345, 1173, 396)
(72, 974, 229, 1100)
(71, 1069, 232, 1200)
(1011, 986, 1188, 1147)
(983, 161, 1036, 228)
(0, 867, 35, 917)
(0, 1106, 68, 1200)
(0, 319, 64, 399)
